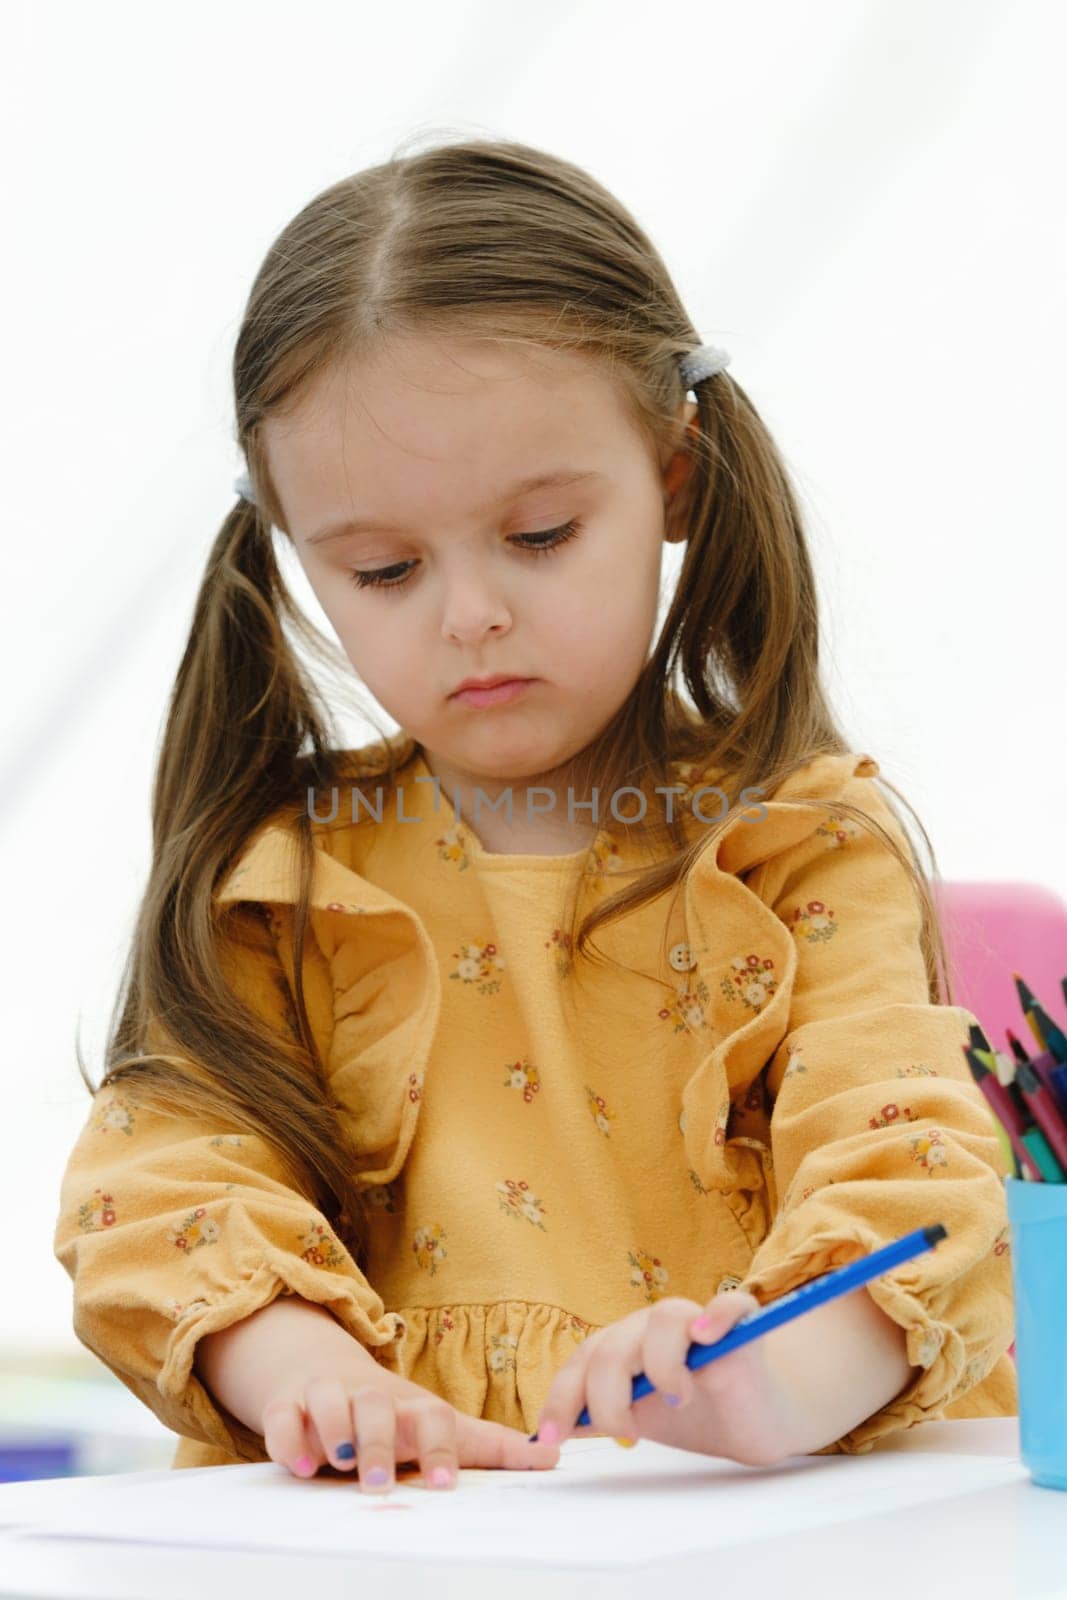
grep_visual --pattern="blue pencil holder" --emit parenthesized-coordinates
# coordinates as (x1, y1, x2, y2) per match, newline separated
(1004, 1175, 1067, 1490)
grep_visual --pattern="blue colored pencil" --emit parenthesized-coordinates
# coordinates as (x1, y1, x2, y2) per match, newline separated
(530, 1224, 948, 1438)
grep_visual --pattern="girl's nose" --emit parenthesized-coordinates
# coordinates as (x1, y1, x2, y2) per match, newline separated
(439, 566, 513, 644)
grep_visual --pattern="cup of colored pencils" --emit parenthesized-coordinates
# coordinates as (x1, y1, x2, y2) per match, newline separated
(965, 973, 1067, 1492)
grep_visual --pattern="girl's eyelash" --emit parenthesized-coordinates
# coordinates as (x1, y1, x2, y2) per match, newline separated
(346, 519, 583, 591)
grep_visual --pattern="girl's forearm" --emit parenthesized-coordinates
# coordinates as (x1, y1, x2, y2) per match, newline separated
(194, 1294, 380, 1436)
(763, 1286, 921, 1456)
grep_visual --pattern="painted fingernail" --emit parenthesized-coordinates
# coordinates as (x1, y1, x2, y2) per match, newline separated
(430, 1466, 454, 1488)
(692, 1314, 712, 1332)
(293, 1454, 315, 1476)
(335, 1441, 355, 1460)
(614, 1436, 638, 1448)
(664, 1392, 682, 1406)
(364, 1465, 389, 1485)
(538, 1420, 560, 1444)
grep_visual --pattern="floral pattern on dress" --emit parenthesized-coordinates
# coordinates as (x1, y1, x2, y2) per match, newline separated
(628, 1248, 669, 1304)
(496, 1178, 547, 1230)
(451, 939, 506, 994)
(911, 1323, 945, 1368)
(298, 1220, 346, 1267)
(91, 1095, 137, 1136)
(679, 1101, 731, 1149)
(720, 952, 778, 1012)
(208, 1135, 244, 1149)
(503, 1058, 542, 1103)
(992, 1226, 1010, 1258)
(584, 833, 623, 889)
(167, 1207, 221, 1252)
(782, 1046, 808, 1080)
(815, 811, 862, 850)
(781, 1176, 838, 1210)
(433, 1310, 456, 1346)
(895, 1063, 940, 1077)
(788, 900, 838, 945)
(566, 1313, 592, 1343)
(585, 1086, 616, 1136)
(544, 927, 574, 978)
(324, 900, 367, 916)
(488, 1333, 519, 1374)
(434, 823, 471, 871)
(658, 972, 712, 1034)
(407, 1072, 424, 1105)
(77, 1188, 117, 1231)
(908, 1128, 949, 1172)
(869, 1102, 918, 1130)
(412, 1223, 448, 1274)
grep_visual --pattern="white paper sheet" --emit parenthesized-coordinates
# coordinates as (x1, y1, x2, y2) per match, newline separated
(5, 1436, 1029, 1568)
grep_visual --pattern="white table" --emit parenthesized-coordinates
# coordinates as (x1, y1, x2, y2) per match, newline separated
(0, 1419, 1062, 1600)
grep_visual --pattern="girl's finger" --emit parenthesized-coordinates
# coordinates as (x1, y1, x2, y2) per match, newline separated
(302, 1375, 359, 1473)
(531, 1323, 621, 1444)
(640, 1304, 706, 1408)
(407, 1396, 461, 1490)
(262, 1397, 323, 1478)
(581, 1344, 643, 1442)
(351, 1383, 398, 1493)
(690, 1290, 761, 1346)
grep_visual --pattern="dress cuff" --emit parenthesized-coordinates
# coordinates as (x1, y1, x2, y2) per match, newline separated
(157, 1259, 406, 1460)
(739, 1222, 975, 1455)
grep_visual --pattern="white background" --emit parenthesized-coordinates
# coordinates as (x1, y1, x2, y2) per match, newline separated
(2, 0, 1064, 1356)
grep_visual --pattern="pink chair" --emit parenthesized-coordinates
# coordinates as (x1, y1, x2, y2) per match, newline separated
(932, 880, 1067, 1365)
(932, 881, 1067, 1056)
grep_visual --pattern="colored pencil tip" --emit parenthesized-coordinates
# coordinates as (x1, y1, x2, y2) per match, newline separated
(1013, 973, 1037, 1011)
(968, 1021, 994, 1053)
(962, 1044, 988, 1080)
(1005, 1027, 1031, 1064)
(1032, 999, 1066, 1045)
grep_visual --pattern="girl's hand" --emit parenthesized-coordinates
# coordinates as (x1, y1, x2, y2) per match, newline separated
(262, 1362, 561, 1493)
(533, 1291, 802, 1468)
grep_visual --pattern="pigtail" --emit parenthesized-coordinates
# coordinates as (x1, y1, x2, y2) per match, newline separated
(78, 496, 398, 1268)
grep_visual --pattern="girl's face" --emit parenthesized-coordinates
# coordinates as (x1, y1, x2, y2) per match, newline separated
(265, 336, 695, 795)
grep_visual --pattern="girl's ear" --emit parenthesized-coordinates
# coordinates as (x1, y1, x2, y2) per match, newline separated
(662, 402, 700, 542)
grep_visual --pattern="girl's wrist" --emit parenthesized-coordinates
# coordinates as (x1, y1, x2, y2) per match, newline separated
(761, 1288, 918, 1456)
(195, 1295, 379, 1436)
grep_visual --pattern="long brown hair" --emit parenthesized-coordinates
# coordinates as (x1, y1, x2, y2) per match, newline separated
(79, 132, 956, 1269)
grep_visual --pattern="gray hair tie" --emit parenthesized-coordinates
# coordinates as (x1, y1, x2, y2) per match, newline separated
(677, 342, 731, 389)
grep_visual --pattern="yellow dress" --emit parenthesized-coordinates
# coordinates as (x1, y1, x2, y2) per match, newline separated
(53, 738, 1017, 1470)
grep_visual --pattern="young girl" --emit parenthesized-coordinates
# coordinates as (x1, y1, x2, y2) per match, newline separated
(54, 135, 1017, 1496)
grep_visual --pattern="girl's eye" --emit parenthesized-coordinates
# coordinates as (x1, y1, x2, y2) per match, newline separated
(346, 519, 582, 591)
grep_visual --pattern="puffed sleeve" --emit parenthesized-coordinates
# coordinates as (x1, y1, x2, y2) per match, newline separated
(52, 898, 410, 1464)
(695, 755, 1015, 1453)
